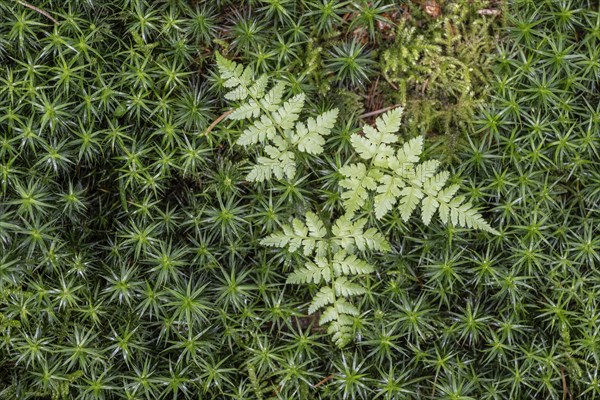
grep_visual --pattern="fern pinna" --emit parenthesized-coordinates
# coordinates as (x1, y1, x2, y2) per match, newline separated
(216, 53, 496, 347)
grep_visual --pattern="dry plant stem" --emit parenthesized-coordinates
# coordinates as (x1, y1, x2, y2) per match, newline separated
(367, 76, 380, 112)
(360, 104, 402, 119)
(204, 109, 233, 136)
(313, 373, 335, 388)
(561, 367, 571, 400)
(17, 0, 59, 24)
(383, 73, 399, 90)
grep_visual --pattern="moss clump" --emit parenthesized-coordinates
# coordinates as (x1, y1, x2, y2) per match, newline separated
(381, 0, 503, 160)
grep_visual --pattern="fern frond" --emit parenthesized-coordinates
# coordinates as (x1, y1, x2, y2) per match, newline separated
(272, 94, 305, 130)
(398, 186, 424, 222)
(437, 184, 461, 202)
(340, 108, 496, 234)
(229, 98, 261, 120)
(215, 52, 242, 81)
(331, 215, 362, 251)
(260, 217, 307, 253)
(376, 107, 403, 135)
(319, 305, 339, 325)
(249, 74, 269, 98)
(264, 212, 387, 347)
(320, 299, 359, 324)
(374, 175, 404, 219)
(260, 81, 286, 111)
(358, 228, 391, 252)
(439, 197, 498, 234)
(423, 171, 450, 195)
(421, 195, 440, 226)
(392, 136, 423, 166)
(351, 133, 379, 161)
(224, 85, 249, 101)
(217, 53, 339, 183)
(352, 108, 402, 166)
(331, 216, 390, 252)
(220, 59, 498, 349)
(320, 299, 360, 348)
(216, 53, 253, 99)
(248, 150, 296, 182)
(329, 322, 354, 347)
(413, 160, 440, 186)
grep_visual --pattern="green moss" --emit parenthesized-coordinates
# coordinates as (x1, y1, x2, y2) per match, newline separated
(381, 0, 504, 160)
(0, 0, 599, 398)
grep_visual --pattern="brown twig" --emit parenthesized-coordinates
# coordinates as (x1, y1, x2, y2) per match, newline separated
(383, 73, 399, 90)
(17, 0, 59, 24)
(359, 104, 403, 119)
(203, 109, 233, 136)
(561, 367, 571, 400)
(367, 76, 380, 112)
(313, 374, 335, 388)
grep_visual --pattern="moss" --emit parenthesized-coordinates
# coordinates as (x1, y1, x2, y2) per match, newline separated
(381, 0, 504, 160)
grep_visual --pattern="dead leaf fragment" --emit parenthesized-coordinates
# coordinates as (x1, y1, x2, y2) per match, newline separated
(477, 8, 501, 16)
(424, 0, 441, 18)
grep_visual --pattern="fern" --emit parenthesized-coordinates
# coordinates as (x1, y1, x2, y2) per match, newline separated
(218, 56, 497, 347)
(216, 52, 339, 182)
(261, 212, 388, 347)
(339, 108, 499, 234)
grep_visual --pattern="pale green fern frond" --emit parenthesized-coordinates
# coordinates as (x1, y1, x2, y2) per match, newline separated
(374, 174, 404, 219)
(306, 212, 327, 238)
(339, 107, 498, 234)
(248, 150, 296, 182)
(261, 213, 388, 347)
(260, 81, 286, 111)
(272, 94, 305, 130)
(216, 52, 339, 182)
(333, 277, 366, 297)
(237, 115, 277, 146)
